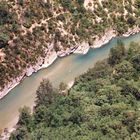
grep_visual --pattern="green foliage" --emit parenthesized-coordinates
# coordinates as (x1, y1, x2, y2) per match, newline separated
(108, 40, 126, 65)
(59, 82, 67, 91)
(131, 54, 140, 71)
(113, 60, 136, 80)
(17, 0, 24, 6)
(77, 0, 85, 5)
(10, 127, 29, 140)
(35, 79, 57, 108)
(18, 107, 31, 125)
(135, 0, 140, 8)
(0, 2, 13, 25)
(1, 0, 140, 91)
(10, 43, 140, 139)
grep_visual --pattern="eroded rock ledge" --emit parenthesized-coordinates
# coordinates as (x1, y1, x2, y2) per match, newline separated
(0, 27, 140, 100)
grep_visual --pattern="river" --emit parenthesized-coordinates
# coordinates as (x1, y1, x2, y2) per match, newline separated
(0, 33, 140, 131)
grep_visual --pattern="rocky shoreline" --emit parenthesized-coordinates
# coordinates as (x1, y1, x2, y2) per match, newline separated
(0, 27, 140, 140)
(0, 27, 140, 101)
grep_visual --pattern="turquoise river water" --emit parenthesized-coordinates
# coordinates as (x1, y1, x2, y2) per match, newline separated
(0, 33, 140, 130)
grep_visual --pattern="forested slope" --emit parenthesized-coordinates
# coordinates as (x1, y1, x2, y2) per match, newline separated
(0, 0, 140, 91)
(10, 41, 140, 140)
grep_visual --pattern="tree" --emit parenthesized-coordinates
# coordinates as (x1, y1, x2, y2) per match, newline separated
(131, 54, 140, 71)
(17, 0, 24, 6)
(34, 105, 47, 124)
(35, 79, 57, 108)
(113, 60, 135, 80)
(0, 2, 13, 25)
(0, 33, 10, 47)
(108, 40, 126, 65)
(127, 15, 136, 27)
(10, 127, 29, 140)
(59, 82, 67, 91)
(135, 0, 140, 8)
(121, 81, 140, 100)
(127, 42, 140, 59)
(77, 0, 85, 5)
(18, 106, 31, 126)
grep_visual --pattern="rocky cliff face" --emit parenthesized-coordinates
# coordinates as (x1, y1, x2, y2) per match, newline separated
(0, 0, 140, 96)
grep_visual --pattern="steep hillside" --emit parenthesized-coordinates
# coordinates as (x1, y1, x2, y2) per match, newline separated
(0, 0, 140, 95)
(10, 42, 140, 140)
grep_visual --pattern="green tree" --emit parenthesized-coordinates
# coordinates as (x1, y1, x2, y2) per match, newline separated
(59, 82, 67, 91)
(10, 127, 29, 140)
(113, 60, 136, 80)
(35, 79, 57, 108)
(131, 54, 140, 71)
(34, 105, 47, 124)
(18, 106, 31, 126)
(108, 40, 126, 65)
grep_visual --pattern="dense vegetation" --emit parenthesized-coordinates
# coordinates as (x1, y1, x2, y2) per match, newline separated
(10, 41, 140, 140)
(0, 0, 140, 90)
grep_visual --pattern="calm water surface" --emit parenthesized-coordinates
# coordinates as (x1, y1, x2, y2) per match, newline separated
(0, 33, 140, 130)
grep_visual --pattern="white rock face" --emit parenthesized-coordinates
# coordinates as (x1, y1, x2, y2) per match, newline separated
(92, 29, 116, 48)
(123, 26, 140, 37)
(41, 51, 57, 69)
(74, 42, 90, 54)
(1, 27, 140, 100)
(84, 0, 94, 11)
(0, 74, 24, 99)
(0, 48, 57, 100)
